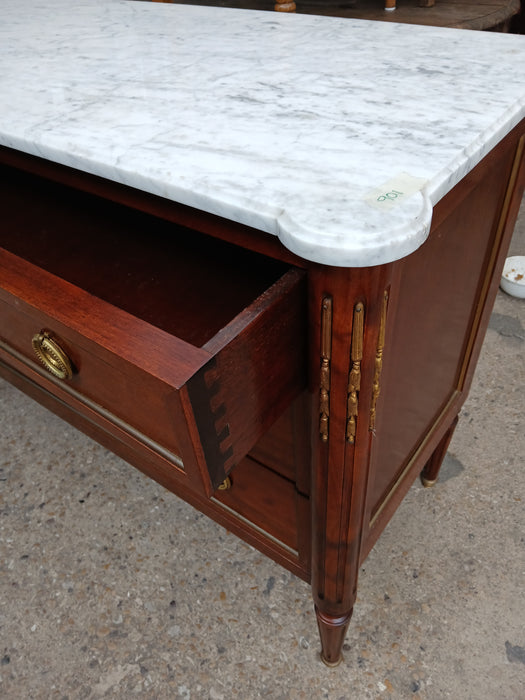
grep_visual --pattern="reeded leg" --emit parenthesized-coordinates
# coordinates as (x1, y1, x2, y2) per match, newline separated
(420, 415, 458, 487)
(316, 607, 353, 667)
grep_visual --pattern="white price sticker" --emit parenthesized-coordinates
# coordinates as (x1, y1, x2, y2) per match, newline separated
(366, 173, 427, 211)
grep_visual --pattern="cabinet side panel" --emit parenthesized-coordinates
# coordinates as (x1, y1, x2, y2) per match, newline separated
(366, 137, 517, 519)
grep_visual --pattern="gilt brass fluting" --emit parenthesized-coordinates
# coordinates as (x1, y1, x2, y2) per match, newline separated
(319, 296, 333, 442)
(369, 291, 388, 432)
(31, 330, 73, 380)
(346, 302, 364, 443)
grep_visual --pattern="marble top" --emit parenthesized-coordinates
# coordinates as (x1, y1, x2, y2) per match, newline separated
(1, 0, 524, 266)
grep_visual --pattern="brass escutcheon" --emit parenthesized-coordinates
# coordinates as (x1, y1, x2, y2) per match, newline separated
(31, 330, 73, 380)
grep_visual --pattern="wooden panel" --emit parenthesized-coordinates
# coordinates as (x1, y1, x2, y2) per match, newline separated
(366, 129, 520, 522)
(248, 406, 297, 481)
(248, 392, 311, 492)
(213, 455, 299, 551)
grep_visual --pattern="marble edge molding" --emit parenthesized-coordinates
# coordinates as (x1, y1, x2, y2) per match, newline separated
(275, 191, 432, 268)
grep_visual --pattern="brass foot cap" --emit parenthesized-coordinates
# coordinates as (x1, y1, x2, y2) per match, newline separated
(320, 652, 343, 668)
(421, 476, 437, 488)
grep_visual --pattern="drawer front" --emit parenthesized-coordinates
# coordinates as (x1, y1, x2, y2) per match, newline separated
(0, 249, 305, 495)
(0, 293, 188, 469)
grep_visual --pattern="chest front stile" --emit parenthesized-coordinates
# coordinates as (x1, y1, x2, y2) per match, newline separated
(307, 263, 396, 666)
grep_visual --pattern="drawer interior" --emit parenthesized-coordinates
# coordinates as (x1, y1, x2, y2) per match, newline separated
(0, 163, 289, 346)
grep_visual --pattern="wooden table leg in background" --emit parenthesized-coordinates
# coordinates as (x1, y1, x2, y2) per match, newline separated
(274, 0, 297, 11)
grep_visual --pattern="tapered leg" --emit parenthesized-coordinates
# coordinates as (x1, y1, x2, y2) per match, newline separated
(316, 607, 353, 666)
(420, 415, 459, 487)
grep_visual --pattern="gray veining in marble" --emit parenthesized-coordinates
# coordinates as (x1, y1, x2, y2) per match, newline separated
(1, 0, 524, 265)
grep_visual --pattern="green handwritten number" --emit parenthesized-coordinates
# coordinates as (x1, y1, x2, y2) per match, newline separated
(377, 189, 404, 203)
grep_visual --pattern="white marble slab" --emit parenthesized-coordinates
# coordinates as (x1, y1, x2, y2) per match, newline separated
(1, 0, 524, 266)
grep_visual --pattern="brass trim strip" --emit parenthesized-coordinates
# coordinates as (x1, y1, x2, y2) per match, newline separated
(0, 339, 185, 470)
(346, 302, 364, 443)
(319, 295, 333, 442)
(369, 290, 389, 432)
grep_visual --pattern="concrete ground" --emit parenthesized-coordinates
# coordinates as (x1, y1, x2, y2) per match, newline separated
(0, 197, 524, 700)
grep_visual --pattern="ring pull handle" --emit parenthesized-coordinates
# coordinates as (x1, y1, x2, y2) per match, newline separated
(32, 330, 73, 380)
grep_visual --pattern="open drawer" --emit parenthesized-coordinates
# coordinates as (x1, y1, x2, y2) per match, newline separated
(0, 163, 306, 496)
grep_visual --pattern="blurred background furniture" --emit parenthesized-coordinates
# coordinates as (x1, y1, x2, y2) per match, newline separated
(150, 0, 522, 31)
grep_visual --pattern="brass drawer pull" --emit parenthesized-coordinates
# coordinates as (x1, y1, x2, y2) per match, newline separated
(32, 330, 73, 380)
